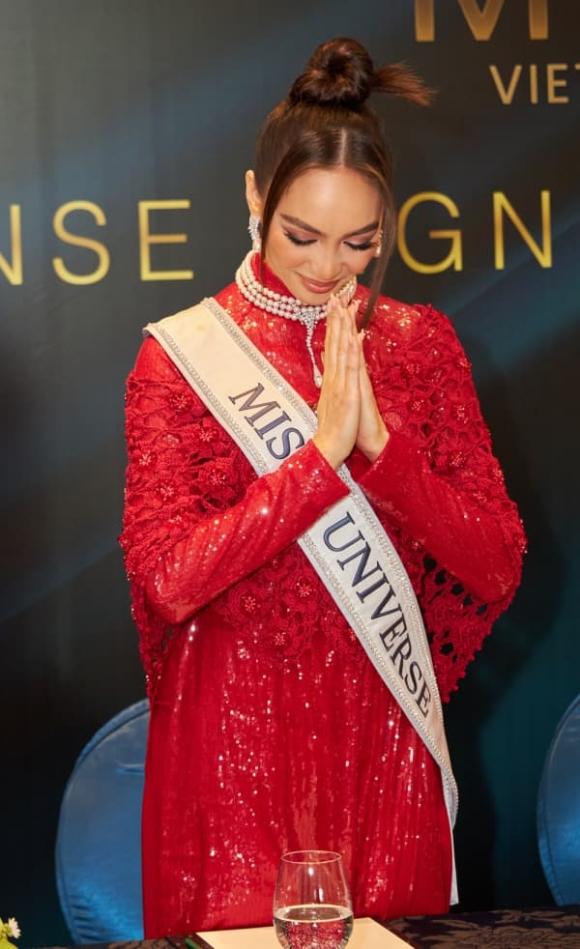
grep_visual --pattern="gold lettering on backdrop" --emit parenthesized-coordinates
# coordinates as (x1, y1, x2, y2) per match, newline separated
(139, 200, 194, 281)
(0, 193, 557, 284)
(547, 64, 569, 103)
(53, 201, 110, 285)
(414, 0, 549, 41)
(0, 205, 23, 285)
(529, 0, 549, 39)
(530, 64, 539, 103)
(493, 191, 552, 269)
(489, 63, 572, 104)
(456, 0, 504, 41)
(414, 0, 435, 41)
(398, 192, 462, 274)
(489, 64, 523, 104)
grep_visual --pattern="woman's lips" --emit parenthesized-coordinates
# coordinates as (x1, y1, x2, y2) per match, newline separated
(299, 274, 339, 294)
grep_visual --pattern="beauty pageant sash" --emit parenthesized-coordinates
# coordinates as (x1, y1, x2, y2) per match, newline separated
(144, 296, 459, 903)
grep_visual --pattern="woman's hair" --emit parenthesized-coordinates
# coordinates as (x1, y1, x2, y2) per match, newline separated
(253, 37, 436, 326)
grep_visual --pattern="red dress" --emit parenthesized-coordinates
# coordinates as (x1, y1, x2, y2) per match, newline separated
(120, 251, 526, 937)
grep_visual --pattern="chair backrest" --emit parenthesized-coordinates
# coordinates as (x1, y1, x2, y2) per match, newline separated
(55, 699, 149, 944)
(537, 693, 580, 905)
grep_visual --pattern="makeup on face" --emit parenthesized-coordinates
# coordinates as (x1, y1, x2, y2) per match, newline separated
(260, 167, 383, 303)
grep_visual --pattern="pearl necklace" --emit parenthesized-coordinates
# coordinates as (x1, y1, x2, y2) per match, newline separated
(235, 249, 357, 387)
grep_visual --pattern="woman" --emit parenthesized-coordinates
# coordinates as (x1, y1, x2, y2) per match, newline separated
(120, 37, 526, 937)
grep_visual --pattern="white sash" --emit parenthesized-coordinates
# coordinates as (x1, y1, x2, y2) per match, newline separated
(144, 296, 459, 904)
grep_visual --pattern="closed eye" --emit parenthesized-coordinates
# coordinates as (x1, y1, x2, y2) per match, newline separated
(284, 231, 375, 252)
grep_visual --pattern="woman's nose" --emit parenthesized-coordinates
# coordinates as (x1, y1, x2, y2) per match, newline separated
(312, 247, 341, 282)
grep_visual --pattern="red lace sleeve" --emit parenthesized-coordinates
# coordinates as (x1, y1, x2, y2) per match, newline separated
(355, 303, 527, 700)
(358, 304, 526, 602)
(119, 335, 348, 697)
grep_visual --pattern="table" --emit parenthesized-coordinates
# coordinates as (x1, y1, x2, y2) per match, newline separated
(188, 906, 580, 947)
(386, 904, 580, 946)
(36, 906, 580, 948)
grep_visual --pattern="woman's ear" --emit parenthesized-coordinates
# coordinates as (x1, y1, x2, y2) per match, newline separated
(245, 169, 263, 218)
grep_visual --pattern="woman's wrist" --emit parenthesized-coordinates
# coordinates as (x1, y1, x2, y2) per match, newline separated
(311, 435, 342, 470)
(359, 424, 390, 463)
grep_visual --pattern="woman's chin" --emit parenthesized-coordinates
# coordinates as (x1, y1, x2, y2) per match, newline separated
(292, 278, 337, 304)
(298, 290, 331, 305)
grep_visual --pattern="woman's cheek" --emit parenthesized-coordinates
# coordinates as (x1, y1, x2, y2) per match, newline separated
(351, 250, 376, 275)
(278, 240, 307, 268)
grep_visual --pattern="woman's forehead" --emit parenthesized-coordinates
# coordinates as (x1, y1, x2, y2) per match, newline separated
(278, 167, 381, 228)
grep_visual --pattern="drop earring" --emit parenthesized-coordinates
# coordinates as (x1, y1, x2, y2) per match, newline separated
(375, 229, 383, 257)
(248, 214, 262, 252)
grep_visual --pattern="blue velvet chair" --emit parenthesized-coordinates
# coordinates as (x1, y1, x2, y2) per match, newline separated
(55, 699, 149, 944)
(537, 693, 580, 904)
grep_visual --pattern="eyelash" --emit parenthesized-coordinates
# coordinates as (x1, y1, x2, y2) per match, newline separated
(283, 231, 375, 252)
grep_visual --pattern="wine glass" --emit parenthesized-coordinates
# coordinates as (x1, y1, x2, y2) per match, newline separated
(273, 850, 353, 948)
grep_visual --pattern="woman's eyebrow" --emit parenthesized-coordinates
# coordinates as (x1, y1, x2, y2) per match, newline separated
(280, 213, 379, 238)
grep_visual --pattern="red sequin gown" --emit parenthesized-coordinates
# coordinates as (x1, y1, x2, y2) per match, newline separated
(120, 251, 526, 937)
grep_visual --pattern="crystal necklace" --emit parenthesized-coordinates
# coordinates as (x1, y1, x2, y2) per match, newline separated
(235, 249, 357, 387)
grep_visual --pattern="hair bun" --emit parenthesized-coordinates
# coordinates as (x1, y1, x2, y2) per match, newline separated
(288, 36, 435, 110)
(288, 37, 374, 110)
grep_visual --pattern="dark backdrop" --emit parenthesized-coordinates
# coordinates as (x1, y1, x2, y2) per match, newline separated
(1, 1, 579, 944)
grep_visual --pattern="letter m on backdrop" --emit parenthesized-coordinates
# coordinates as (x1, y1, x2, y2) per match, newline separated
(414, 0, 549, 41)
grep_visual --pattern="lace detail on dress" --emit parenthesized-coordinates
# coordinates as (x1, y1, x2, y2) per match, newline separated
(358, 299, 527, 699)
(120, 343, 254, 695)
(213, 546, 358, 665)
(120, 285, 526, 703)
(119, 333, 352, 697)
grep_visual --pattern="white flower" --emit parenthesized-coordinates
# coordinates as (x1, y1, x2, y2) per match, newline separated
(7, 919, 20, 939)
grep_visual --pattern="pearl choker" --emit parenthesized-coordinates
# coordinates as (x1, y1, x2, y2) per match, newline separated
(234, 249, 357, 387)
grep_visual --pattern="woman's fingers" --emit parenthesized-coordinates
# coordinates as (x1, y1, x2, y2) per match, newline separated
(346, 320, 361, 387)
(314, 293, 363, 468)
(326, 294, 359, 384)
(345, 300, 361, 377)
(358, 329, 375, 405)
(323, 294, 339, 379)
(335, 298, 351, 384)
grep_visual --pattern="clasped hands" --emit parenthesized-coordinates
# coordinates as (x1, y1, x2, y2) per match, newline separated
(312, 293, 389, 471)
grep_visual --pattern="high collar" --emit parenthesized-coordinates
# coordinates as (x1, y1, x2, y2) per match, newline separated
(249, 250, 363, 308)
(250, 250, 296, 297)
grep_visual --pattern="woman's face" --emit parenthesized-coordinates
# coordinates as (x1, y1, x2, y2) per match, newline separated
(248, 165, 383, 304)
